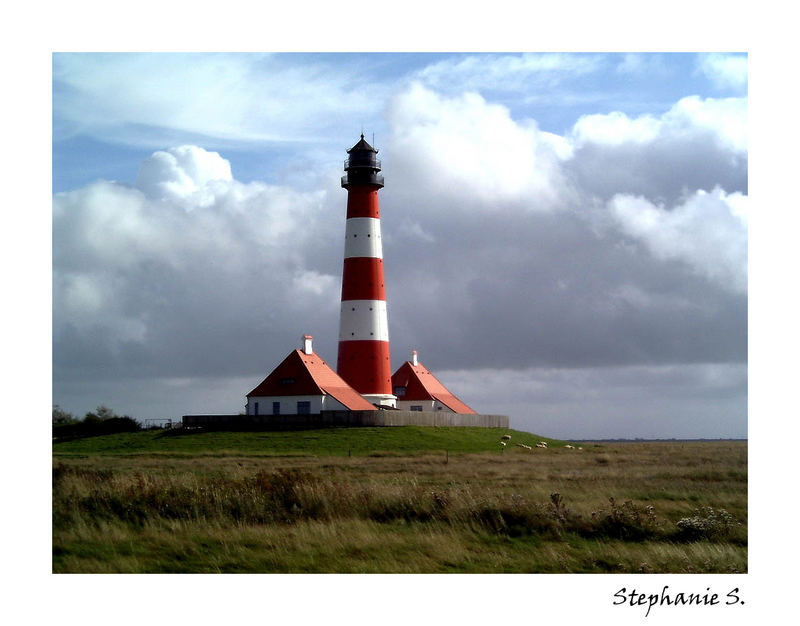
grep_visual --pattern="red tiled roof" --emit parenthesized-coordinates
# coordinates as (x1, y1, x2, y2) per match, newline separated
(391, 361, 477, 414)
(247, 350, 375, 411)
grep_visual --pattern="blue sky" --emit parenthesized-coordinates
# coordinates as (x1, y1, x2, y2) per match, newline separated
(53, 52, 742, 192)
(52, 51, 748, 439)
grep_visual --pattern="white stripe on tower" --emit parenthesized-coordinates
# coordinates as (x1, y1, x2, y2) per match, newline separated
(338, 300, 389, 341)
(343, 217, 383, 259)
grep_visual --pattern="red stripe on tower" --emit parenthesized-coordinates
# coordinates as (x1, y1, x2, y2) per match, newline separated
(337, 134, 396, 407)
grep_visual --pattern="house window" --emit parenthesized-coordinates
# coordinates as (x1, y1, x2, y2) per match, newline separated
(254, 402, 259, 416)
(410, 405, 423, 412)
(297, 401, 311, 415)
(272, 402, 280, 415)
(393, 386, 406, 397)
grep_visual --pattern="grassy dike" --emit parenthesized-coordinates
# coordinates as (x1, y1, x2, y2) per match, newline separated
(52, 426, 560, 457)
(52, 427, 747, 573)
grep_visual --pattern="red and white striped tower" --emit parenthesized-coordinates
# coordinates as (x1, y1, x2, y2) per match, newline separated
(337, 134, 396, 407)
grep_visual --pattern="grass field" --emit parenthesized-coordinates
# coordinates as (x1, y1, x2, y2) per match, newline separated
(52, 427, 747, 573)
(52, 426, 561, 456)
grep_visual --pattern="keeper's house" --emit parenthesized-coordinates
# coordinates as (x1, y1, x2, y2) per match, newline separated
(245, 335, 374, 416)
(392, 350, 476, 414)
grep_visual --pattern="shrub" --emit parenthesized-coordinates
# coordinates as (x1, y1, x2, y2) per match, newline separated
(52, 407, 141, 441)
(586, 497, 660, 541)
(52, 405, 78, 426)
(675, 507, 740, 541)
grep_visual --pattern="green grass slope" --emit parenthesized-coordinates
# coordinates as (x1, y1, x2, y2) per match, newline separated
(52, 426, 565, 457)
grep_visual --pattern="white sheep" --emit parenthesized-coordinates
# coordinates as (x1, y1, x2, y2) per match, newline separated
(536, 443, 547, 449)
(501, 434, 511, 441)
(515, 443, 532, 450)
(538, 441, 548, 447)
(500, 441, 506, 447)
(564, 444, 574, 449)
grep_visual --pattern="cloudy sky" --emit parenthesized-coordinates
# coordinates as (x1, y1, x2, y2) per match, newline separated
(52, 51, 748, 439)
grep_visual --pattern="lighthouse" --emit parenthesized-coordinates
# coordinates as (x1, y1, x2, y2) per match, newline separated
(187, 133, 509, 429)
(336, 134, 396, 407)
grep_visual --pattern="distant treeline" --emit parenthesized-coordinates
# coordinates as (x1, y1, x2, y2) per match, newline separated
(52, 405, 141, 441)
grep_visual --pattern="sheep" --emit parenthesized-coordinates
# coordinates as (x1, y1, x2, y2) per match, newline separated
(515, 443, 532, 450)
(536, 443, 547, 449)
(538, 441, 548, 447)
(500, 441, 506, 447)
(564, 444, 574, 449)
(501, 434, 511, 441)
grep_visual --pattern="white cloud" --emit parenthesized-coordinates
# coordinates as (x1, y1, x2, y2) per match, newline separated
(615, 53, 668, 76)
(292, 270, 338, 298)
(53, 181, 169, 270)
(53, 146, 340, 362)
(665, 95, 747, 152)
(136, 146, 232, 201)
(414, 53, 604, 92)
(571, 110, 660, 146)
(566, 95, 747, 205)
(609, 187, 748, 293)
(697, 53, 748, 91)
(53, 53, 385, 146)
(387, 83, 570, 205)
(572, 95, 747, 153)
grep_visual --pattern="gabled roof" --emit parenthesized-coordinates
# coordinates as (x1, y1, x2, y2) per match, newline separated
(247, 350, 375, 411)
(391, 361, 477, 414)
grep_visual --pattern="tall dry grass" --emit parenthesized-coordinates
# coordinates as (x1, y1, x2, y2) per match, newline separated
(53, 442, 747, 573)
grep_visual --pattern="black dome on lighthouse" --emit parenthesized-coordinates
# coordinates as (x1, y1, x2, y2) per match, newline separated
(347, 133, 378, 154)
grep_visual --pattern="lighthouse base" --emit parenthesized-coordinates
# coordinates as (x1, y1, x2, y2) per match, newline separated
(362, 393, 397, 408)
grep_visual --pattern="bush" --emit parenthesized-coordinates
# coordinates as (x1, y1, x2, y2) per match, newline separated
(52, 405, 78, 426)
(585, 497, 661, 541)
(52, 406, 141, 441)
(675, 507, 739, 541)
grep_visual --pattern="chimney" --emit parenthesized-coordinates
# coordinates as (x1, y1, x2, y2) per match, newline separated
(411, 350, 418, 366)
(302, 334, 313, 355)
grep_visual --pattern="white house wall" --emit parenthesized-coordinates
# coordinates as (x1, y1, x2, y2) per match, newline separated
(395, 400, 455, 413)
(247, 394, 351, 415)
